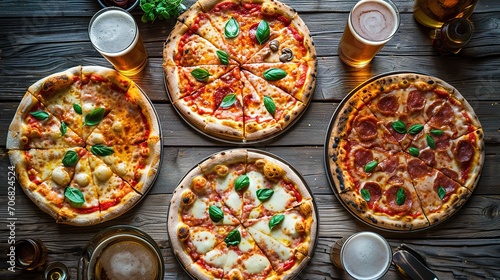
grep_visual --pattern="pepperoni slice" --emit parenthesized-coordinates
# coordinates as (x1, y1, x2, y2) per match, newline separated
(419, 149, 436, 166)
(377, 95, 398, 115)
(425, 100, 443, 118)
(387, 175, 404, 185)
(360, 182, 382, 207)
(434, 173, 460, 201)
(353, 148, 373, 171)
(385, 186, 412, 213)
(407, 158, 430, 179)
(431, 103, 453, 126)
(407, 90, 425, 112)
(387, 124, 406, 141)
(355, 116, 378, 141)
(379, 157, 398, 173)
(456, 139, 474, 163)
(434, 133, 451, 150)
(440, 168, 459, 181)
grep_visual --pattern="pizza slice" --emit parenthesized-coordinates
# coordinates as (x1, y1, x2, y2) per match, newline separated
(340, 152, 430, 230)
(245, 16, 316, 64)
(85, 84, 160, 146)
(27, 66, 84, 137)
(187, 238, 229, 279)
(88, 153, 142, 223)
(241, 61, 316, 104)
(163, 21, 238, 66)
(7, 93, 84, 149)
(198, 149, 247, 220)
(407, 128, 484, 191)
(247, 227, 308, 276)
(57, 150, 102, 226)
(164, 64, 236, 102)
(242, 70, 306, 140)
(243, 200, 316, 256)
(88, 139, 161, 194)
(405, 154, 472, 225)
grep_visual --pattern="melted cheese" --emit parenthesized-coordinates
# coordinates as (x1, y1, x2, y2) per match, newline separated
(225, 192, 242, 214)
(216, 172, 237, 192)
(51, 166, 70, 186)
(115, 162, 128, 177)
(203, 247, 227, 268)
(250, 214, 300, 246)
(262, 187, 292, 212)
(74, 173, 90, 187)
(244, 254, 270, 274)
(188, 199, 207, 219)
(111, 120, 123, 133)
(94, 164, 112, 182)
(89, 133, 104, 144)
(246, 171, 264, 207)
(238, 235, 253, 253)
(248, 228, 291, 261)
(224, 250, 239, 270)
(191, 230, 216, 254)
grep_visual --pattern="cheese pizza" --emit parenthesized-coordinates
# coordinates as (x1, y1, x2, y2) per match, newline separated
(163, 0, 317, 142)
(327, 73, 484, 231)
(168, 149, 317, 279)
(7, 66, 161, 226)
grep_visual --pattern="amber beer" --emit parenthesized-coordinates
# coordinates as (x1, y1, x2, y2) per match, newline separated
(89, 7, 148, 75)
(414, 0, 478, 29)
(330, 232, 392, 280)
(338, 0, 400, 68)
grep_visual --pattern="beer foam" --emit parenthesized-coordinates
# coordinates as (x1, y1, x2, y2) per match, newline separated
(350, 0, 398, 43)
(90, 10, 137, 54)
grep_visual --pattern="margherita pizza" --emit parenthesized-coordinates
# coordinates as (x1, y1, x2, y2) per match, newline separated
(327, 73, 484, 231)
(7, 66, 161, 226)
(163, 0, 317, 142)
(168, 149, 317, 279)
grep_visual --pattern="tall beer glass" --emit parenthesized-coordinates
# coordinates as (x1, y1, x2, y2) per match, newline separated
(413, 0, 478, 29)
(89, 7, 148, 76)
(338, 0, 400, 68)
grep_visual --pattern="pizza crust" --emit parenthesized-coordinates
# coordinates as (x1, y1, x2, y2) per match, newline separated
(6, 93, 38, 150)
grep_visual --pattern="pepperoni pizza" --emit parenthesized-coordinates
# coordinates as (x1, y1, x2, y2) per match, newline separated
(163, 0, 317, 142)
(327, 73, 484, 231)
(7, 66, 161, 226)
(168, 149, 317, 279)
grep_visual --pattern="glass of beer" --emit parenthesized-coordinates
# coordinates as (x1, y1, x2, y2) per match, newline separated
(338, 0, 400, 68)
(88, 7, 148, 76)
(330, 232, 392, 280)
(414, 0, 478, 29)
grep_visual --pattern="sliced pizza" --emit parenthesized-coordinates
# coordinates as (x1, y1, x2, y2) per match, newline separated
(7, 93, 83, 149)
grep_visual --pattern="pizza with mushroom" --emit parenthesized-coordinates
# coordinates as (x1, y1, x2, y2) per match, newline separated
(327, 73, 484, 231)
(7, 66, 161, 226)
(163, 0, 317, 142)
(168, 149, 317, 279)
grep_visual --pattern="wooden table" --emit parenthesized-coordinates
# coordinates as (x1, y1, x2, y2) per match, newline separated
(0, 0, 499, 279)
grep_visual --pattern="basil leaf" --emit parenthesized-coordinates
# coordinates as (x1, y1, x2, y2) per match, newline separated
(264, 95, 276, 116)
(73, 103, 82, 115)
(426, 134, 436, 149)
(65, 187, 85, 205)
(256, 188, 274, 201)
(30, 111, 49, 121)
(408, 124, 424, 135)
(430, 129, 444, 136)
(220, 93, 236, 109)
(256, 20, 270, 44)
(408, 147, 420, 157)
(364, 160, 378, 173)
(60, 121, 67, 136)
(269, 214, 285, 230)
(395, 188, 406, 206)
(216, 50, 229, 65)
(84, 108, 105, 126)
(225, 17, 239, 38)
(62, 150, 79, 167)
(360, 188, 371, 202)
(263, 68, 287, 81)
(209, 205, 224, 222)
(235, 174, 250, 191)
(224, 228, 241, 246)
(91, 144, 114, 157)
(391, 120, 407, 134)
(191, 68, 211, 82)
(437, 186, 446, 200)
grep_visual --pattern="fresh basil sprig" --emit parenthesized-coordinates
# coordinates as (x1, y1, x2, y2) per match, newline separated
(391, 120, 407, 134)
(264, 96, 276, 116)
(91, 144, 114, 157)
(60, 122, 67, 136)
(437, 186, 446, 200)
(220, 94, 236, 109)
(224, 228, 241, 246)
(140, 0, 187, 23)
(216, 50, 229, 65)
(65, 187, 85, 206)
(269, 214, 285, 230)
(225, 17, 240, 38)
(62, 150, 79, 167)
(256, 20, 270, 44)
(84, 108, 105, 126)
(364, 160, 378, 173)
(360, 188, 371, 202)
(408, 124, 424, 135)
(191, 68, 211, 82)
(395, 188, 406, 206)
(209, 205, 224, 222)
(256, 188, 274, 201)
(263, 68, 287, 81)
(235, 174, 250, 191)
(30, 111, 49, 121)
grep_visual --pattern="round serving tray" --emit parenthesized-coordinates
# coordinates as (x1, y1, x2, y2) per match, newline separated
(324, 71, 483, 232)
(166, 148, 319, 279)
